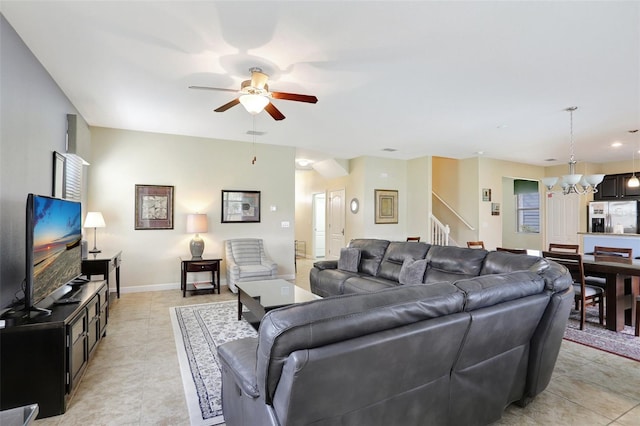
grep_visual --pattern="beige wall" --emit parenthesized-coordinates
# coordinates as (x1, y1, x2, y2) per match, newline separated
(89, 127, 295, 292)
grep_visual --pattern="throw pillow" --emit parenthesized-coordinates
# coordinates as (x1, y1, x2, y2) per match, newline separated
(399, 258, 428, 285)
(338, 247, 361, 272)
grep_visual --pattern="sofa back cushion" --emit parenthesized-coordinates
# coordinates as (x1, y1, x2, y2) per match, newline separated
(424, 245, 488, 283)
(348, 239, 390, 276)
(256, 283, 464, 404)
(453, 271, 546, 311)
(377, 242, 431, 281)
(480, 251, 549, 275)
(226, 238, 263, 265)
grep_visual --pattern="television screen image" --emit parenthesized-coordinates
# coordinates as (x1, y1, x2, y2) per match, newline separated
(28, 194, 82, 307)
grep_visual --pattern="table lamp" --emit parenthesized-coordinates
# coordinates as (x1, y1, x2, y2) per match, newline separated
(187, 213, 208, 258)
(84, 212, 106, 254)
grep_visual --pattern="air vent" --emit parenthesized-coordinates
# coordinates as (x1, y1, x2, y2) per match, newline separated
(381, 148, 397, 152)
(247, 130, 266, 136)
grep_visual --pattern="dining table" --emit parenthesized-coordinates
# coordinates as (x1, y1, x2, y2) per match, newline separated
(581, 255, 640, 332)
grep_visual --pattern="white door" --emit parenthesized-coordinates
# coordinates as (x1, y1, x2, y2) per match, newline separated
(327, 189, 345, 260)
(312, 193, 326, 258)
(546, 192, 580, 247)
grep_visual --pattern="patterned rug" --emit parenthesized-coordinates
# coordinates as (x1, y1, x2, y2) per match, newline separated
(563, 305, 639, 362)
(170, 301, 257, 426)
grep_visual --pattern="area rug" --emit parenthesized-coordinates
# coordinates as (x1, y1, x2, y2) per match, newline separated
(170, 301, 257, 426)
(563, 306, 639, 362)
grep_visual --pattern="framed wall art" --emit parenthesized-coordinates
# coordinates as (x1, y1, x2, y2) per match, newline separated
(221, 190, 261, 223)
(52, 151, 65, 198)
(374, 189, 398, 224)
(135, 184, 174, 229)
(482, 188, 491, 202)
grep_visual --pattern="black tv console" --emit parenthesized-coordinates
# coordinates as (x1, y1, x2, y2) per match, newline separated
(0, 280, 109, 419)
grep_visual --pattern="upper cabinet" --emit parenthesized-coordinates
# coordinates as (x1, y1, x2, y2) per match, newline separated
(593, 173, 640, 200)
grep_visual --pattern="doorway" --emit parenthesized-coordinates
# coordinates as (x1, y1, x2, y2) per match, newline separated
(312, 193, 326, 258)
(327, 188, 346, 260)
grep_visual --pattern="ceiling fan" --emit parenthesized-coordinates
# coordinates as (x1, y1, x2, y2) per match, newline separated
(189, 67, 318, 121)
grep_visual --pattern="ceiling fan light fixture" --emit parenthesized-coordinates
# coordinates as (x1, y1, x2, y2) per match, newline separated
(239, 94, 269, 114)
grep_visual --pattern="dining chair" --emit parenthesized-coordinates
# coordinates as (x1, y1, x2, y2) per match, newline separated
(548, 243, 579, 254)
(593, 246, 633, 263)
(467, 241, 485, 249)
(406, 237, 421, 242)
(542, 251, 604, 330)
(496, 247, 527, 254)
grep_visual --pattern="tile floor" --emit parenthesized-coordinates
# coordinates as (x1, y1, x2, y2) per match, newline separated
(34, 259, 640, 425)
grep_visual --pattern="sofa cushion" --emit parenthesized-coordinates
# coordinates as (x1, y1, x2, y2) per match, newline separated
(454, 271, 546, 311)
(424, 245, 488, 283)
(377, 242, 431, 281)
(348, 239, 390, 276)
(343, 276, 398, 294)
(399, 258, 428, 285)
(256, 283, 465, 404)
(338, 247, 361, 272)
(480, 251, 549, 275)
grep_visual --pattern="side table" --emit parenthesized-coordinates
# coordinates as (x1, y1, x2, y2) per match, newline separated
(180, 257, 222, 297)
(82, 251, 122, 298)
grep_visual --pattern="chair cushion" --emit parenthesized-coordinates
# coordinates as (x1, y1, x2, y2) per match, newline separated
(338, 247, 361, 272)
(399, 258, 428, 285)
(238, 264, 274, 279)
(377, 242, 431, 281)
(573, 284, 604, 297)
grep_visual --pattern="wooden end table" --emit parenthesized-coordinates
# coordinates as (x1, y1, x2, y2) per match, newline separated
(180, 257, 222, 297)
(82, 251, 122, 298)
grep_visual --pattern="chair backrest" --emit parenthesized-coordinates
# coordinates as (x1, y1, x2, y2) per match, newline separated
(542, 251, 585, 288)
(467, 241, 485, 249)
(548, 243, 579, 254)
(406, 237, 421, 242)
(225, 238, 264, 265)
(593, 246, 633, 264)
(496, 247, 527, 254)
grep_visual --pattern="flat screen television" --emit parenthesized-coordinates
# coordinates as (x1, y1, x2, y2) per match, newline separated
(25, 194, 82, 314)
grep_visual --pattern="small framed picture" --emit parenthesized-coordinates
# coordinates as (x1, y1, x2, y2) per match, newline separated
(482, 188, 491, 202)
(491, 202, 500, 216)
(221, 190, 261, 223)
(135, 184, 174, 229)
(375, 189, 398, 224)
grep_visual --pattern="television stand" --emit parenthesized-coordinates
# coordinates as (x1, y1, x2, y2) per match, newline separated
(0, 281, 109, 418)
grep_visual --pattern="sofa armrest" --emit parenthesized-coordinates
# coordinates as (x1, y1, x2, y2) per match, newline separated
(217, 337, 260, 398)
(313, 260, 338, 270)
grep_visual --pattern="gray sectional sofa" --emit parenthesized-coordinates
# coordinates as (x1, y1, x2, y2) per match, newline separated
(217, 239, 574, 426)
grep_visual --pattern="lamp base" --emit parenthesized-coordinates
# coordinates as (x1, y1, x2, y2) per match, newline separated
(190, 235, 204, 258)
(89, 248, 101, 254)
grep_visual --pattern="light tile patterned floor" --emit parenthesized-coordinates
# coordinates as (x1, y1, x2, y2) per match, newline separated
(34, 259, 640, 425)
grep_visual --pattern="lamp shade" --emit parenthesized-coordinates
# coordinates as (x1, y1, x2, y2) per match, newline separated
(84, 212, 106, 228)
(186, 213, 208, 234)
(239, 94, 269, 114)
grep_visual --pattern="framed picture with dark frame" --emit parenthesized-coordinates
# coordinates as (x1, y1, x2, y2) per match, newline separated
(374, 189, 398, 224)
(52, 151, 65, 198)
(221, 190, 261, 223)
(135, 184, 174, 230)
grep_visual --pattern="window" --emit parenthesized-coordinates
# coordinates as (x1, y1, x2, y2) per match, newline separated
(514, 180, 540, 233)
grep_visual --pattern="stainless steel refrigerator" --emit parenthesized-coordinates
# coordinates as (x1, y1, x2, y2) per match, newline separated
(588, 200, 640, 233)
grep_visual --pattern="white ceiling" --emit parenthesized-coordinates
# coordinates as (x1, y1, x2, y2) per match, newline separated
(2, 1, 639, 167)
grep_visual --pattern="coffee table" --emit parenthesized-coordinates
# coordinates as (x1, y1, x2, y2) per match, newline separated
(236, 279, 320, 328)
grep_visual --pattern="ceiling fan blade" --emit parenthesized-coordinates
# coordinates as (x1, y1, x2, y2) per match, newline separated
(214, 98, 240, 112)
(264, 102, 285, 121)
(271, 92, 318, 103)
(189, 85, 238, 93)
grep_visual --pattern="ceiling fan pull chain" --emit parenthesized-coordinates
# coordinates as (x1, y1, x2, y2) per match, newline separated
(251, 115, 257, 165)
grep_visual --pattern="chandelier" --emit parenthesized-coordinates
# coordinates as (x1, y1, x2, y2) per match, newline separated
(541, 106, 604, 195)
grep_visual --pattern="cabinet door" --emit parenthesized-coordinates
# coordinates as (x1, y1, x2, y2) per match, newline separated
(87, 295, 100, 356)
(595, 175, 620, 200)
(621, 173, 640, 198)
(68, 310, 87, 392)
